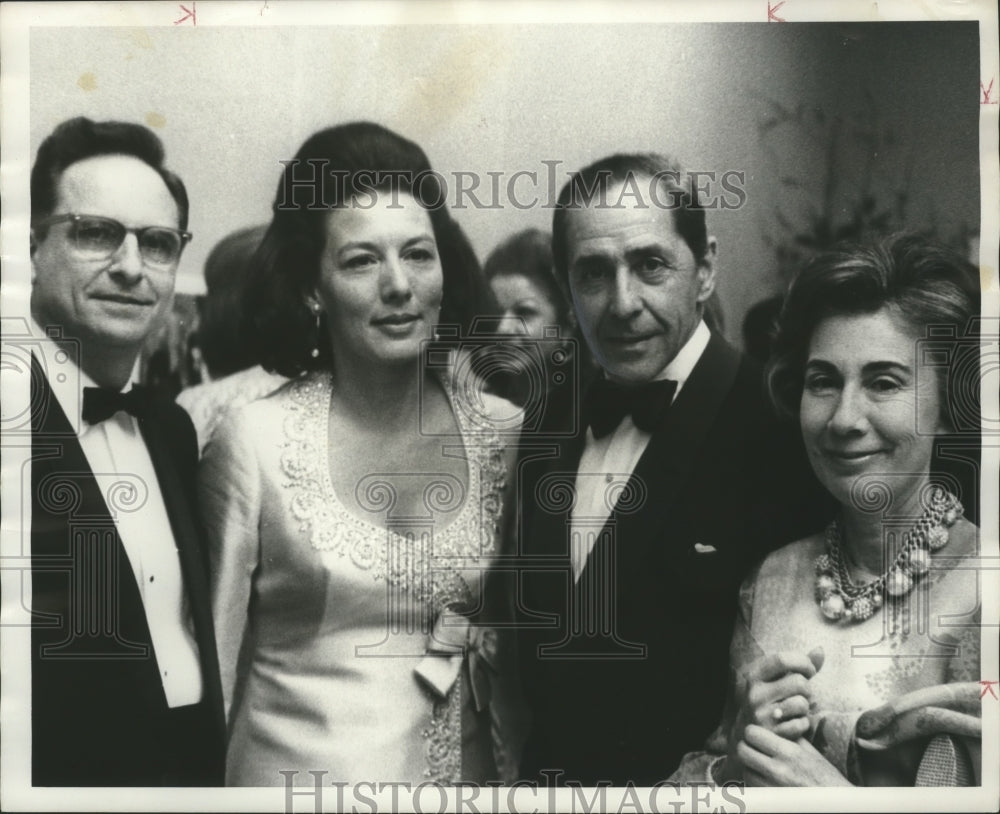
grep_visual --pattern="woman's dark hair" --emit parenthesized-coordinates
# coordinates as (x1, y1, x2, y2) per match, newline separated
(198, 224, 268, 378)
(247, 121, 493, 377)
(551, 152, 711, 285)
(31, 116, 189, 231)
(766, 234, 979, 431)
(484, 228, 573, 333)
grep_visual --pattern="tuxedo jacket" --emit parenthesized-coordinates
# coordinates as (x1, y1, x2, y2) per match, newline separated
(29, 360, 226, 786)
(515, 332, 832, 785)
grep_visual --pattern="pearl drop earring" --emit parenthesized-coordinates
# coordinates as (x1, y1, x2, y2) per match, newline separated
(310, 303, 322, 359)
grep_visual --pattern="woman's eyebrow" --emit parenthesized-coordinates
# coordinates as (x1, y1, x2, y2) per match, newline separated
(861, 360, 913, 375)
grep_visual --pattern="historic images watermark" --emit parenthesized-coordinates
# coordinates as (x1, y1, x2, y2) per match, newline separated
(279, 772, 747, 813)
(274, 162, 749, 213)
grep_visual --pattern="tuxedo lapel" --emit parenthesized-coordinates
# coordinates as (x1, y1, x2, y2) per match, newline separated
(517, 426, 587, 630)
(577, 333, 741, 580)
(630, 333, 740, 520)
(522, 430, 587, 560)
(138, 407, 226, 732)
(31, 358, 226, 784)
(30, 357, 121, 557)
(518, 332, 826, 784)
(31, 358, 158, 653)
(139, 410, 205, 576)
(34, 356, 221, 709)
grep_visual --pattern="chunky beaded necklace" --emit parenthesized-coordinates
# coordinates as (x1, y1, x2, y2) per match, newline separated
(814, 487, 963, 624)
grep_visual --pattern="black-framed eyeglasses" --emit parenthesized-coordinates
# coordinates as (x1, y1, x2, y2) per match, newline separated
(34, 214, 192, 267)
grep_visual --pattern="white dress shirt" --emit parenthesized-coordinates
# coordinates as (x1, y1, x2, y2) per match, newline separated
(570, 320, 712, 581)
(31, 320, 203, 706)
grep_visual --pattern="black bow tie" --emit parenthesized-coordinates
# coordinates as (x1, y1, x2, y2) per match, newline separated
(583, 377, 678, 439)
(82, 385, 153, 425)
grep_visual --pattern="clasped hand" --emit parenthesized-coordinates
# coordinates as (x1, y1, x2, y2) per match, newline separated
(723, 647, 851, 786)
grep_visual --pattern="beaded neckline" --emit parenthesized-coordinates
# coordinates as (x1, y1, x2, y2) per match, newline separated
(317, 377, 476, 547)
(279, 371, 506, 600)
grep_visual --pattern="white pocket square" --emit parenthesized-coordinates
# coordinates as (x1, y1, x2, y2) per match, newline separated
(693, 543, 718, 554)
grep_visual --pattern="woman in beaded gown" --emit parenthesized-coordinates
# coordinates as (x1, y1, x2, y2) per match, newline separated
(671, 235, 982, 786)
(198, 123, 517, 786)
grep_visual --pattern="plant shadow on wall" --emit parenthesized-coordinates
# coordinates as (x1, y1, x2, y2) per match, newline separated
(743, 92, 982, 526)
(743, 92, 977, 363)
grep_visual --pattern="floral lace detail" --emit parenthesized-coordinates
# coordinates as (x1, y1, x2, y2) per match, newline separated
(423, 676, 463, 784)
(280, 372, 506, 585)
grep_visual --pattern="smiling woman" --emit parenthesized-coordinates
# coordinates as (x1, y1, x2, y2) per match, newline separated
(313, 193, 444, 371)
(478, 228, 590, 420)
(799, 309, 944, 521)
(197, 121, 520, 787)
(671, 234, 982, 787)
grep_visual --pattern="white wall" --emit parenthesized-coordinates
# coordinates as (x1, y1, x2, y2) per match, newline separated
(29, 22, 979, 344)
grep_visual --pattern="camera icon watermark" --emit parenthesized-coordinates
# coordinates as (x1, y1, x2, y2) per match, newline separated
(843, 473, 986, 660)
(422, 320, 581, 438)
(30, 471, 152, 659)
(916, 317, 998, 437)
(1, 317, 82, 436)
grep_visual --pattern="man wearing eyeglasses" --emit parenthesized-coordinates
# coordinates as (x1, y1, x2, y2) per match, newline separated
(27, 117, 225, 786)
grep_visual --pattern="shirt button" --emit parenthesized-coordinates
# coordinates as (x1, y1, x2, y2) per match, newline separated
(605, 473, 613, 483)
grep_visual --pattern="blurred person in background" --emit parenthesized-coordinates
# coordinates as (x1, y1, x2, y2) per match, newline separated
(481, 227, 593, 432)
(175, 224, 286, 453)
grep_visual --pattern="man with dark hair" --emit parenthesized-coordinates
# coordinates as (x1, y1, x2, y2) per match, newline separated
(28, 117, 225, 785)
(514, 153, 830, 785)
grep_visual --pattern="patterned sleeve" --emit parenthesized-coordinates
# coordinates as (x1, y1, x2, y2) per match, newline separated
(197, 406, 262, 724)
(813, 559, 983, 785)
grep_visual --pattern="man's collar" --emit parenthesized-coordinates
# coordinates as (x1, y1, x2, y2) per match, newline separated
(596, 319, 711, 395)
(30, 317, 141, 432)
(31, 317, 97, 428)
(657, 319, 711, 388)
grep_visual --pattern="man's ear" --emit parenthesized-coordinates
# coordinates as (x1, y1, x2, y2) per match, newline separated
(555, 275, 577, 331)
(30, 229, 40, 282)
(695, 236, 718, 304)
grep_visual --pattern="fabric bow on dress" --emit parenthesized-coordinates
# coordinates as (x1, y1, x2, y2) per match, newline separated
(414, 608, 498, 713)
